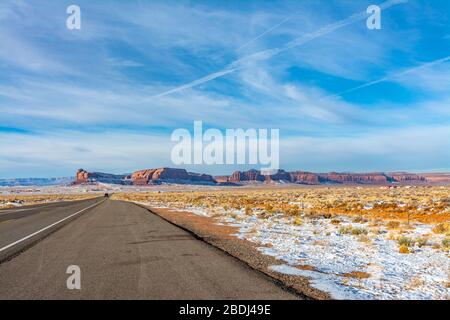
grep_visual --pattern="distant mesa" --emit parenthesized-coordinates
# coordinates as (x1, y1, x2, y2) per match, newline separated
(226, 170, 426, 185)
(74, 168, 215, 186)
(130, 168, 215, 185)
(1, 169, 443, 188)
(75, 169, 131, 185)
(421, 172, 450, 184)
(0, 177, 73, 187)
(73, 168, 431, 186)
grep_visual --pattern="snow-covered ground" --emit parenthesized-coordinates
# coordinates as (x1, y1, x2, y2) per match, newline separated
(150, 204, 449, 300)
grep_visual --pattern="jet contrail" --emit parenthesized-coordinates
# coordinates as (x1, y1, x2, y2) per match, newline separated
(234, 13, 298, 53)
(322, 55, 450, 100)
(153, 0, 407, 98)
(153, 68, 240, 98)
(207, 12, 298, 64)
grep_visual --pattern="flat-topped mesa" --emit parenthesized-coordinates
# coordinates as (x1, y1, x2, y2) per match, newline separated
(265, 169, 291, 182)
(214, 176, 231, 183)
(229, 169, 265, 182)
(421, 173, 450, 184)
(229, 169, 297, 183)
(131, 168, 215, 185)
(73, 168, 429, 186)
(74, 169, 129, 185)
(321, 172, 390, 184)
(386, 172, 426, 183)
(289, 171, 321, 184)
(224, 169, 428, 185)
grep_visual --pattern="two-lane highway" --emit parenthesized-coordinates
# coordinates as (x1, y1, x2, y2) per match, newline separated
(0, 197, 105, 262)
(0, 199, 298, 299)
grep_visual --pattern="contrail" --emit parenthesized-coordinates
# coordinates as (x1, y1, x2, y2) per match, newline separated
(204, 12, 299, 67)
(153, 68, 240, 98)
(234, 13, 297, 53)
(322, 55, 450, 100)
(153, 0, 407, 98)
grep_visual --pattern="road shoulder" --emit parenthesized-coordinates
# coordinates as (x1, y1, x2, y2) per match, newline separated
(140, 204, 330, 300)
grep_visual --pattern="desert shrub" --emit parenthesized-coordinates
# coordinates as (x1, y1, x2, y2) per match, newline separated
(331, 219, 341, 225)
(339, 226, 367, 236)
(432, 223, 450, 234)
(351, 227, 368, 235)
(397, 236, 414, 247)
(293, 217, 302, 226)
(341, 271, 371, 279)
(415, 237, 428, 248)
(387, 221, 401, 229)
(369, 219, 383, 227)
(399, 244, 410, 254)
(339, 226, 352, 235)
(259, 211, 273, 219)
(358, 235, 371, 243)
(432, 243, 441, 250)
(321, 212, 333, 219)
(442, 238, 450, 248)
(352, 216, 368, 223)
(230, 213, 239, 220)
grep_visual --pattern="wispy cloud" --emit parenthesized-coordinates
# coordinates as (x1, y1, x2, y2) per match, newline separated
(0, 0, 449, 176)
(153, 0, 407, 97)
(323, 55, 450, 100)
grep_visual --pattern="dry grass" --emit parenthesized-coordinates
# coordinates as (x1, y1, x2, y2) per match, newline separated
(399, 244, 410, 254)
(0, 193, 98, 209)
(296, 265, 318, 272)
(339, 226, 368, 236)
(341, 271, 371, 279)
(112, 185, 449, 230)
(397, 236, 414, 247)
(442, 238, 450, 249)
(432, 222, 450, 234)
(293, 217, 303, 226)
(386, 221, 401, 229)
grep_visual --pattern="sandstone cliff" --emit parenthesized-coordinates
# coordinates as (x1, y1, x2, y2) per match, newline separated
(75, 168, 215, 185)
(74, 168, 429, 186)
(131, 168, 215, 185)
(75, 169, 129, 185)
(223, 169, 427, 185)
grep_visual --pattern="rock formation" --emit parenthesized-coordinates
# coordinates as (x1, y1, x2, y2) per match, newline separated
(75, 169, 129, 185)
(222, 169, 426, 185)
(131, 168, 215, 185)
(289, 171, 321, 184)
(229, 169, 265, 182)
(75, 168, 215, 185)
(74, 168, 428, 186)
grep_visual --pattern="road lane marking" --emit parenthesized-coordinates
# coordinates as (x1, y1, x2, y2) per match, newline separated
(0, 199, 105, 253)
(0, 202, 83, 214)
(0, 205, 55, 214)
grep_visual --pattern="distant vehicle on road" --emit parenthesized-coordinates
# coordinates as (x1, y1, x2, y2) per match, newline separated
(104, 193, 109, 198)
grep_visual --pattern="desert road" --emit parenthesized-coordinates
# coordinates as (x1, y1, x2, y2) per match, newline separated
(0, 198, 297, 299)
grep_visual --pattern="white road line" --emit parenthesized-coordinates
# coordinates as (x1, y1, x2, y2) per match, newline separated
(0, 204, 57, 214)
(0, 199, 105, 253)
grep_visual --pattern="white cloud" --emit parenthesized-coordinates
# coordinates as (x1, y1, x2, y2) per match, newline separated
(0, 131, 172, 178)
(0, 0, 448, 177)
(281, 125, 450, 172)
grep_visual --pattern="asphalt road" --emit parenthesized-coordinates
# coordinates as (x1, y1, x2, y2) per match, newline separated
(0, 199, 297, 299)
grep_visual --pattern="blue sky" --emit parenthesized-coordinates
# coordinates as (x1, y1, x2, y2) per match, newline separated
(0, 0, 449, 178)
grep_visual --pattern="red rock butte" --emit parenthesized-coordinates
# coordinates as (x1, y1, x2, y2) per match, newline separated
(74, 168, 432, 186)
